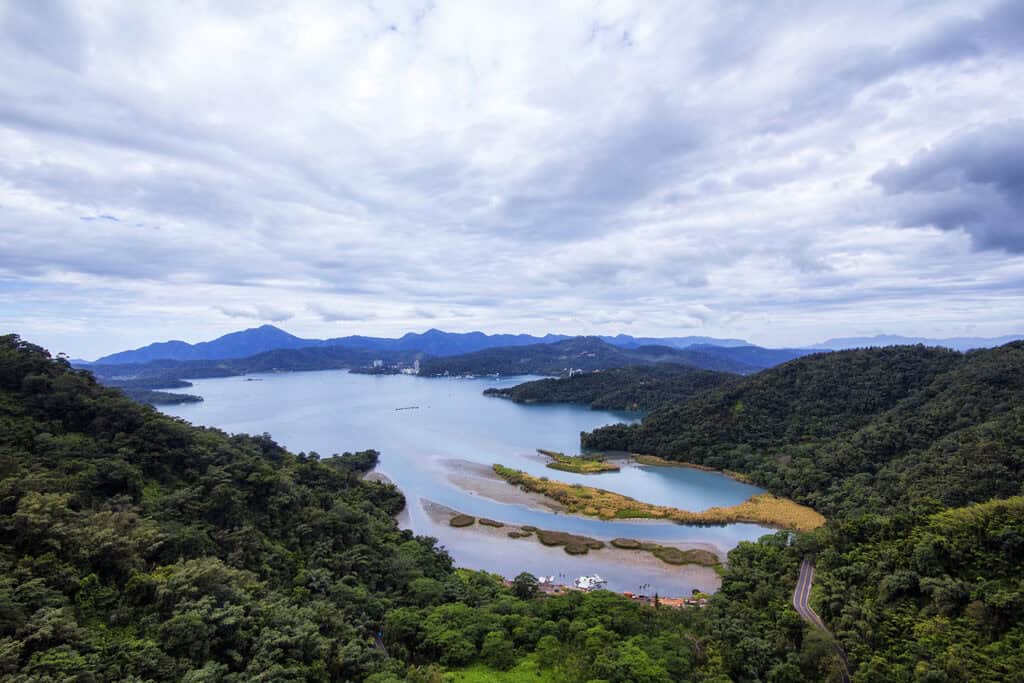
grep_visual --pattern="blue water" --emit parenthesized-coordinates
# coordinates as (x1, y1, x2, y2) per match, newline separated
(162, 370, 773, 595)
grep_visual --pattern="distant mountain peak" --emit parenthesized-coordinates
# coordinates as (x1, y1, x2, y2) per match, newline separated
(92, 327, 758, 365)
(813, 333, 1023, 352)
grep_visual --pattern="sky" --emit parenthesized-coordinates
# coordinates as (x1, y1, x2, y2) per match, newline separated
(1, 1, 1023, 359)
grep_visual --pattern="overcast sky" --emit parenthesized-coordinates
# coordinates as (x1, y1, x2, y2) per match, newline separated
(1, 1, 1023, 358)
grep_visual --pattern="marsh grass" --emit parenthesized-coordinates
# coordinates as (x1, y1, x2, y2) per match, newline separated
(492, 464, 825, 532)
(611, 538, 720, 566)
(538, 448, 620, 474)
(449, 514, 476, 527)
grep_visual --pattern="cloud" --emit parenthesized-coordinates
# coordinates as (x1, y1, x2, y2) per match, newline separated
(216, 305, 293, 322)
(307, 302, 376, 323)
(872, 121, 1024, 252)
(0, 1, 1022, 357)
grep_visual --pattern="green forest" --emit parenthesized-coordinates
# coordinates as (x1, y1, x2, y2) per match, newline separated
(483, 365, 735, 411)
(418, 337, 761, 377)
(2, 334, 1023, 681)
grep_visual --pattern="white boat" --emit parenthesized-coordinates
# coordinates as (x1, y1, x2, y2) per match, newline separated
(574, 574, 607, 591)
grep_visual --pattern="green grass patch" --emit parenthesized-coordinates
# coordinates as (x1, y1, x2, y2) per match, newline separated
(539, 448, 620, 474)
(449, 514, 476, 527)
(651, 546, 719, 566)
(478, 518, 504, 527)
(610, 538, 721, 566)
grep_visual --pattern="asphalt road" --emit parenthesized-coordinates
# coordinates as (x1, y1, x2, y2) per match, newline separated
(793, 558, 827, 629)
(793, 558, 851, 683)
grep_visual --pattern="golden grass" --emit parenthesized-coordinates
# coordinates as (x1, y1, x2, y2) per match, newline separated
(492, 464, 825, 532)
(538, 448, 620, 474)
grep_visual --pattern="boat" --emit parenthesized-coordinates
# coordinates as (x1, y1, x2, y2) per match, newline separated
(574, 574, 607, 591)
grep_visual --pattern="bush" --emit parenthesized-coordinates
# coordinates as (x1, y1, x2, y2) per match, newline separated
(481, 630, 515, 670)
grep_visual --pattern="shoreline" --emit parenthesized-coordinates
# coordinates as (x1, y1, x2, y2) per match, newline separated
(422, 498, 726, 563)
(492, 464, 826, 532)
(365, 469, 413, 529)
(629, 453, 754, 485)
(442, 458, 568, 513)
(421, 499, 723, 600)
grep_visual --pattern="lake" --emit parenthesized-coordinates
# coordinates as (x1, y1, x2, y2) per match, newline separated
(162, 370, 774, 596)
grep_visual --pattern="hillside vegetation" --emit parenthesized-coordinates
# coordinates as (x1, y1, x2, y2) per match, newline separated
(4, 334, 1023, 681)
(484, 365, 735, 411)
(420, 337, 761, 376)
(0, 334, 735, 681)
(583, 344, 1024, 517)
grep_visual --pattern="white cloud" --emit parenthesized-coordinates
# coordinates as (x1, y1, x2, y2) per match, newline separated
(1, 0, 1022, 357)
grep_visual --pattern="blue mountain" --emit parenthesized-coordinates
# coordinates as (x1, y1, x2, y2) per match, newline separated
(90, 325, 756, 365)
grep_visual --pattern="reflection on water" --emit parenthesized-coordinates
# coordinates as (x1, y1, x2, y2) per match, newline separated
(163, 370, 774, 595)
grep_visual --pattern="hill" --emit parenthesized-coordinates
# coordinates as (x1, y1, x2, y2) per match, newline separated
(0, 333, 755, 681)
(0, 334, 443, 679)
(597, 334, 749, 348)
(91, 326, 755, 365)
(4, 333, 1024, 681)
(684, 343, 815, 368)
(92, 324, 319, 364)
(813, 333, 1023, 352)
(90, 326, 569, 365)
(86, 346, 422, 390)
(419, 337, 763, 376)
(582, 343, 1024, 517)
(483, 365, 736, 411)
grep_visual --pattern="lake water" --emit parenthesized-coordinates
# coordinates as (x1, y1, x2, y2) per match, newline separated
(162, 370, 773, 595)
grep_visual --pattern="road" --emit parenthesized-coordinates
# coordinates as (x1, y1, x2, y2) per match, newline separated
(793, 558, 827, 629)
(793, 558, 851, 683)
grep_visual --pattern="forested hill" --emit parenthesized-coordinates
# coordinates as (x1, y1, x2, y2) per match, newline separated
(419, 337, 762, 376)
(0, 333, 778, 681)
(483, 365, 736, 411)
(87, 345, 422, 389)
(583, 343, 1024, 517)
(0, 334, 446, 680)
(4, 334, 1024, 680)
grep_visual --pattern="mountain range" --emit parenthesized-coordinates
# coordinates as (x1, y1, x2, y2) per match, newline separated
(88, 325, 1022, 367)
(419, 337, 814, 376)
(87, 325, 755, 365)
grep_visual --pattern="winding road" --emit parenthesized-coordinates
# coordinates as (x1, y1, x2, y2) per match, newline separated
(793, 558, 851, 683)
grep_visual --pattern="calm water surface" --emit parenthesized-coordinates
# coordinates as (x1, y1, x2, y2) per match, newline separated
(163, 370, 773, 595)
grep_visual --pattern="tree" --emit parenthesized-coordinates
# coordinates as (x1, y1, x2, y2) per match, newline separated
(512, 572, 539, 600)
(481, 631, 515, 670)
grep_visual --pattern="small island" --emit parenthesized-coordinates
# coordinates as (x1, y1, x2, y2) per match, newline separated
(538, 448, 620, 474)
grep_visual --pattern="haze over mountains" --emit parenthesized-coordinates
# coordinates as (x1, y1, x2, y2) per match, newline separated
(87, 324, 1022, 368)
(88, 325, 756, 365)
(812, 333, 1024, 352)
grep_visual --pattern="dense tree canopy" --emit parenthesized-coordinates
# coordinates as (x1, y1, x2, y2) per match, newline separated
(583, 344, 1024, 517)
(4, 334, 1023, 681)
(484, 364, 735, 411)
